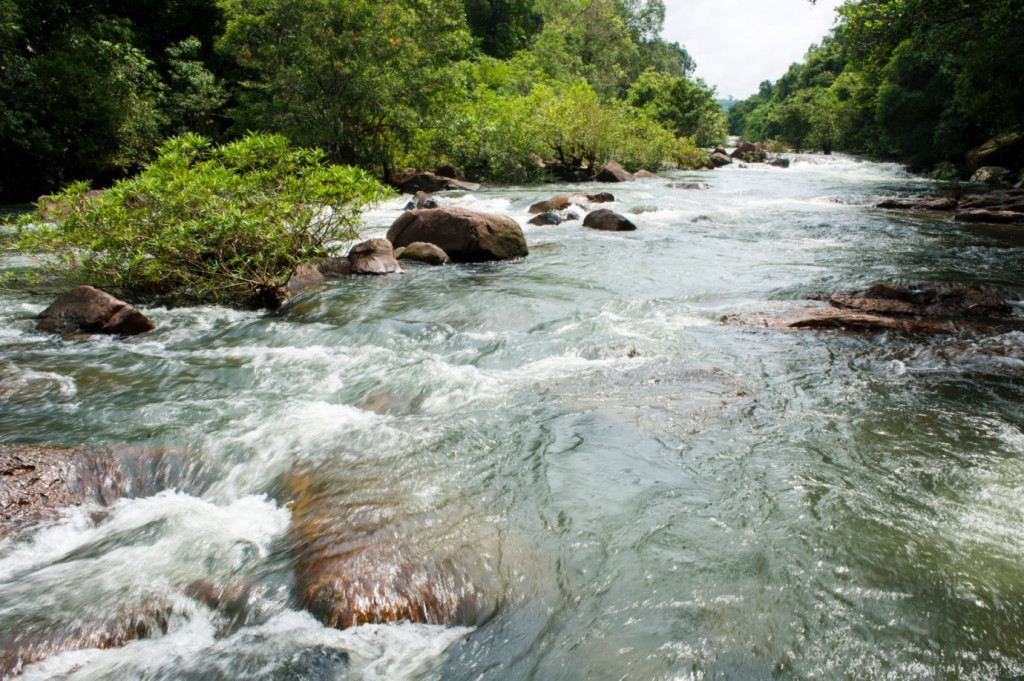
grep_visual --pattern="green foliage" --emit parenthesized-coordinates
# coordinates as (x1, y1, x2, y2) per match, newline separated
(729, 0, 1024, 170)
(464, 0, 543, 59)
(627, 69, 728, 147)
(163, 38, 227, 137)
(927, 160, 964, 199)
(15, 134, 392, 307)
(217, 0, 473, 175)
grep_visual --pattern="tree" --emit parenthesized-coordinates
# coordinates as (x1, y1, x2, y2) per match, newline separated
(463, 0, 543, 59)
(15, 134, 392, 308)
(627, 69, 728, 147)
(217, 0, 472, 176)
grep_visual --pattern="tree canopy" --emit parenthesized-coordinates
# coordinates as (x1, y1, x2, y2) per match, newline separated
(0, 0, 725, 201)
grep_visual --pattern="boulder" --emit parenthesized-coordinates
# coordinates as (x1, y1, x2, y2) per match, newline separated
(37, 286, 155, 337)
(954, 209, 1024, 225)
(769, 157, 791, 168)
(666, 182, 710, 191)
(633, 169, 662, 179)
(348, 238, 402, 275)
(710, 152, 733, 167)
(875, 197, 958, 211)
(595, 161, 634, 183)
(583, 209, 637, 232)
(387, 207, 528, 262)
(528, 211, 564, 226)
(528, 192, 614, 214)
(392, 171, 480, 195)
(731, 141, 767, 163)
(283, 470, 507, 628)
(966, 132, 1024, 172)
(403, 191, 439, 210)
(395, 241, 450, 266)
(971, 166, 1012, 185)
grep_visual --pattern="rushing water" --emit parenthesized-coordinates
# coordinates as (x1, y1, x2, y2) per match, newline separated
(3, 155, 1024, 680)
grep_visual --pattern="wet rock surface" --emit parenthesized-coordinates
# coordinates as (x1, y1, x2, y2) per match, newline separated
(387, 207, 528, 262)
(394, 241, 450, 266)
(726, 283, 1019, 335)
(528, 192, 614, 214)
(0, 444, 203, 537)
(348, 238, 402, 275)
(37, 286, 155, 337)
(583, 209, 636, 231)
(283, 469, 512, 629)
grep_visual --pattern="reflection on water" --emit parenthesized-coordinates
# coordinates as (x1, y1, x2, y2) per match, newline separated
(3, 156, 1024, 679)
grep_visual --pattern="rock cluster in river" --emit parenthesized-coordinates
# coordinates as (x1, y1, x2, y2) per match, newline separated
(875, 188, 1024, 224)
(725, 283, 1019, 334)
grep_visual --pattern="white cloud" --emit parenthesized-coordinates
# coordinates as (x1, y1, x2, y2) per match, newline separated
(662, 0, 844, 99)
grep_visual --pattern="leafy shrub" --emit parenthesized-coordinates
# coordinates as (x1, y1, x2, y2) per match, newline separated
(672, 137, 710, 170)
(14, 133, 392, 307)
(927, 161, 964, 200)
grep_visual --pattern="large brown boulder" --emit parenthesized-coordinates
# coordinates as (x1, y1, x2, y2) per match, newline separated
(583, 209, 636, 232)
(596, 161, 634, 183)
(348, 238, 402, 275)
(283, 470, 508, 628)
(528, 192, 614, 214)
(709, 152, 733, 167)
(37, 286, 155, 337)
(387, 207, 528, 262)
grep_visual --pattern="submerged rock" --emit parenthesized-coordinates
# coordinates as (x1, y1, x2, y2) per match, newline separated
(0, 444, 203, 537)
(348, 238, 402, 275)
(583, 209, 636, 232)
(954, 209, 1024, 225)
(403, 191, 439, 211)
(283, 469, 515, 629)
(769, 157, 791, 168)
(387, 207, 528, 262)
(37, 286, 155, 337)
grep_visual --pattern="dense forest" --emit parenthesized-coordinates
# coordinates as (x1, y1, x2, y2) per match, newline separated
(728, 0, 1024, 173)
(0, 0, 728, 201)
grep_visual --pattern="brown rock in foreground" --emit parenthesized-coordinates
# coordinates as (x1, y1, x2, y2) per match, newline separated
(283, 470, 508, 629)
(387, 207, 527, 262)
(1, 444, 202, 537)
(37, 286, 155, 337)
(395, 241, 450, 266)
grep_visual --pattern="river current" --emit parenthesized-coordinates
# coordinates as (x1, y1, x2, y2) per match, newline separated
(3, 155, 1024, 680)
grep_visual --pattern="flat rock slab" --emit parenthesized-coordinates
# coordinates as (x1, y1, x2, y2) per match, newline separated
(954, 209, 1024, 225)
(0, 444, 202, 537)
(875, 197, 958, 211)
(726, 306, 965, 334)
(809, 282, 1012, 319)
(387, 207, 528, 262)
(37, 286, 155, 337)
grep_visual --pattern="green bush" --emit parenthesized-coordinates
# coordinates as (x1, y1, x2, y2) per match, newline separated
(14, 133, 392, 307)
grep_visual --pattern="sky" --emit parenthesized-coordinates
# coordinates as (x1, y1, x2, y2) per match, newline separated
(662, 0, 845, 100)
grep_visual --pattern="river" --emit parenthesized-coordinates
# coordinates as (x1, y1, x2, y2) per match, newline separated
(3, 155, 1024, 680)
